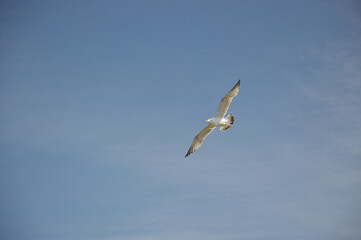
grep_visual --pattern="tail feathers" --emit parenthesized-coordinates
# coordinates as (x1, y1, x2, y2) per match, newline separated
(220, 113, 235, 131)
(228, 113, 234, 125)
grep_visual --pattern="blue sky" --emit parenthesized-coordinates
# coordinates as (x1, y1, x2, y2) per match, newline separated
(1, 0, 361, 239)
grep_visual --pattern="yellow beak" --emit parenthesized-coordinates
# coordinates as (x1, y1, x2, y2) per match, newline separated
(206, 120, 210, 123)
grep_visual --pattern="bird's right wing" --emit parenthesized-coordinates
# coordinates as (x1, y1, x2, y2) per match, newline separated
(215, 80, 241, 118)
(185, 124, 216, 157)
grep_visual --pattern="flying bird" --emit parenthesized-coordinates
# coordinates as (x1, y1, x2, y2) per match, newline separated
(185, 80, 241, 157)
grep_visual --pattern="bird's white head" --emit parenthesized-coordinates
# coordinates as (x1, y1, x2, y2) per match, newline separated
(206, 118, 213, 123)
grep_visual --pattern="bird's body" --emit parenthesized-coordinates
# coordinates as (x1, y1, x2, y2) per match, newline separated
(206, 112, 235, 130)
(185, 80, 241, 157)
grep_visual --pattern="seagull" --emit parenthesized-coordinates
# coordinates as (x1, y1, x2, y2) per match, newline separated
(185, 80, 241, 157)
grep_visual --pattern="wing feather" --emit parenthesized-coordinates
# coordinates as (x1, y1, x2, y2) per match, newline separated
(215, 80, 241, 118)
(185, 124, 216, 157)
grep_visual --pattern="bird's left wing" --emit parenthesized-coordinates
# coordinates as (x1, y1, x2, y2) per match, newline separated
(215, 80, 241, 118)
(185, 124, 216, 157)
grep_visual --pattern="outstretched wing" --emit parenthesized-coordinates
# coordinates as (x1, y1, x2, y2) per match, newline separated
(185, 124, 216, 157)
(215, 80, 241, 118)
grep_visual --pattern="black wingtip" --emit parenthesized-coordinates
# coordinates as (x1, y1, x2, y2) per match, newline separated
(232, 80, 241, 89)
(185, 150, 191, 158)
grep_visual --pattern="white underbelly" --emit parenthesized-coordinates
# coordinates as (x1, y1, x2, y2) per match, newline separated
(215, 118, 227, 126)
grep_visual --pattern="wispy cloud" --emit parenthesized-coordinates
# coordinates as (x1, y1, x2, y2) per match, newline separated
(296, 38, 361, 155)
